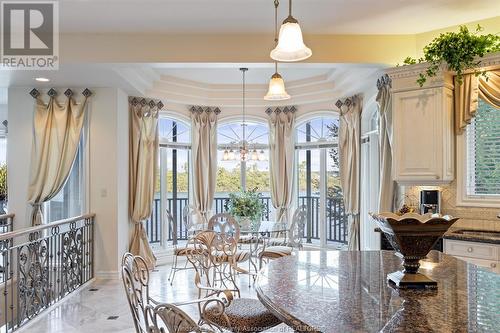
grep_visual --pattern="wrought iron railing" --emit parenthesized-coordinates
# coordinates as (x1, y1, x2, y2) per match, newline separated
(146, 195, 347, 244)
(0, 213, 94, 332)
(0, 214, 14, 234)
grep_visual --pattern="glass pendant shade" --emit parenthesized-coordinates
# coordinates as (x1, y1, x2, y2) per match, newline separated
(264, 72, 291, 101)
(270, 17, 312, 62)
(223, 150, 229, 161)
(228, 150, 235, 160)
(251, 149, 259, 161)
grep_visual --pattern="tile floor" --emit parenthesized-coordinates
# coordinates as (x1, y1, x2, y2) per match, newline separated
(17, 260, 293, 333)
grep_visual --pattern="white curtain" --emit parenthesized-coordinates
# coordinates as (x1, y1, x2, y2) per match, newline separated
(337, 95, 362, 251)
(129, 98, 161, 269)
(267, 106, 296, 224)
(376, 75, 397, 213)
(27, 89, 90, 226)
(191, 106, 219, 223)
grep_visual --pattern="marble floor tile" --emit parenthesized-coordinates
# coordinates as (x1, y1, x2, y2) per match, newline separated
(17, 262, 292, 333)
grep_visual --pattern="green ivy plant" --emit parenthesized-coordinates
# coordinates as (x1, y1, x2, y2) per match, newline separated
(225, 188, 265, 222)
(403, 25, 500, 87)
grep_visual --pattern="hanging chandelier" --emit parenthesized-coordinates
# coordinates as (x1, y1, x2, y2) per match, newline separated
(222, 68, 266, 162)
(270, 0, 312, 62)
(264, 0, 291, 101)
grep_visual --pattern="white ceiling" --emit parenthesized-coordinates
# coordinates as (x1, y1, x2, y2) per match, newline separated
(152, 63, 341, 84)
(58, 0, 500, 34)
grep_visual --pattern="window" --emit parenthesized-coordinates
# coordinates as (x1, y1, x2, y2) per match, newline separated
(215, 121, 272, 220)
(295, 116, 347, 248)
(458, 98, 500, 207)
(44, 131, 86, 222)
(148, 117, 191, 248)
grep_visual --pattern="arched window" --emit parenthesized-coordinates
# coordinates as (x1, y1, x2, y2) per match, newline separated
(295, 115, 346, 248)
(214, 120, 272, 220)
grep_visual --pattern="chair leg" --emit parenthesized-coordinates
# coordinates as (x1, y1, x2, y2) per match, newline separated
(169, 254, 179, 284)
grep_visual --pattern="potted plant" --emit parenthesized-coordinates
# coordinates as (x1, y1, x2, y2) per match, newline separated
(402, 25, 500, 86)
(225, 189, 265, 230)
(0, 164, 7, 214)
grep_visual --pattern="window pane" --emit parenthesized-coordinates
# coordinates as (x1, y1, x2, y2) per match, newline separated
(159, 118, 190, 144)
(44, 140, 84, 222)
(466, 99, 500, 196)
(296, 117, 339, 143)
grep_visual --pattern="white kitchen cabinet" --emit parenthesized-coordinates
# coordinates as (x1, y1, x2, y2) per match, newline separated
(444, 239, 500, 273)
(387, 65, 454, 185)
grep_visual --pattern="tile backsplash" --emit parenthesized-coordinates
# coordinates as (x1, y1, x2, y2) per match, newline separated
(402, 181, 499, 232)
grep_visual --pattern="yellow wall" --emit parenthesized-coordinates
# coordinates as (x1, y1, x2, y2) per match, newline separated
(415, 16, 500, 57)
(58, 16, 499, 66)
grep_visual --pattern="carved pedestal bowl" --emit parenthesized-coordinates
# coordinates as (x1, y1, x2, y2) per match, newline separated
(370, 212, 459, 289)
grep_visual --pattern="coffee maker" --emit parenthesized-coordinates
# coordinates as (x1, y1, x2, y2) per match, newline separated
(420, 190, 440, 214)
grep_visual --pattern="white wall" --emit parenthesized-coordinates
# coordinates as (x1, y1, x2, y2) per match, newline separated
(7, 87, 130, 279)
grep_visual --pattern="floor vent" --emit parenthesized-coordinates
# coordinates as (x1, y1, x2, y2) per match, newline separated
(107, 316, 119, 320)
(89, 288, 99, 292)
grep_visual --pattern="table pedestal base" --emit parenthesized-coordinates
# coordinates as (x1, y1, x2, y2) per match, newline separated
(387, 271, 437, 289)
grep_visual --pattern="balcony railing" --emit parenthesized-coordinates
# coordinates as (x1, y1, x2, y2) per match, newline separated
(146, 195, 347, 245)
(0, 213, 94, 332)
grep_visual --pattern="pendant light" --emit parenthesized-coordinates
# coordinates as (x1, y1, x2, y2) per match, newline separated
(264, 0, 291, 101)
(270, 0, 312, 62)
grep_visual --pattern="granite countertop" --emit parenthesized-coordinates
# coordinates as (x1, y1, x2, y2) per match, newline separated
(443, 228, 500, 245)
(374, 227, 500, 245)
(256, 250, 500, 333)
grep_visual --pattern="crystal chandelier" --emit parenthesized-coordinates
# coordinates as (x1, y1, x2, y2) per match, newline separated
(270, 0, 312, 62)
(264, 0, 290, 101)
(222, 68, 267, 162)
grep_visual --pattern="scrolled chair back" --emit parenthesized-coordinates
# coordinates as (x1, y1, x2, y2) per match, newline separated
(183, 204, 205, 236)
(122, 253, 152, 333)
(145, 303, 209, 333)
(164, 209, 176, 241)
(185, 230, 239, 296)
(208, 213, 240, 246)
(288, 205, 307, 248)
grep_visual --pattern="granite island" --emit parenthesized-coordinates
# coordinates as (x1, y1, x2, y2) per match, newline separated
(256, 250, 500, 332)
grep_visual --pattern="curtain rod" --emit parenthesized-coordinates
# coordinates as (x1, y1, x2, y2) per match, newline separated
(29, 88, 92, 99)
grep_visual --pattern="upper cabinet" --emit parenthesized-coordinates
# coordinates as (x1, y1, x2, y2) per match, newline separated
(387, 65, 455, 185)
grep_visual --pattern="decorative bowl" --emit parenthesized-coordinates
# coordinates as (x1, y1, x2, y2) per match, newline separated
(370, 212, 459, 289)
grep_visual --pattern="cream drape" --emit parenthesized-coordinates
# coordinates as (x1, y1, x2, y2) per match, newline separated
(28, 91, 89, 226)
(376, 75, 397, 212)
(129, 98, 161, 269)
(191, 106, 219, 223)
(455, 69, 500, 134)
(337, 95, 362, 251)
(267, 107, 296, 224)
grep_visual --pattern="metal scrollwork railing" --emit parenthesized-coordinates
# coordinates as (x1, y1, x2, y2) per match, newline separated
(0, 213, 94, 332)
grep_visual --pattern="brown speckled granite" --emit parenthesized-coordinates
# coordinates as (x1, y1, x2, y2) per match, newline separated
(256, 250, 500, 333)
(444, 229, 500, 245)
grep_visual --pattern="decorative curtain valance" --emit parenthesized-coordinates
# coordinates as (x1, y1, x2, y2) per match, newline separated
(376, 74, 398, 213)
(336, 94, 362, 251)
(266, 106, 296, 224)
(27, 88, 91, 226)
(455, 69, 500, 134)
(129, 97, 162, 269)
(190, 106, 220, 224)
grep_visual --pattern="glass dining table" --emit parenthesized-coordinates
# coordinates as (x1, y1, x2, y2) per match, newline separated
(238, 220, 290, 284)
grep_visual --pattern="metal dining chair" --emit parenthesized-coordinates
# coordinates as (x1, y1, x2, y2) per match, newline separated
(168, 205, 204, 284)
(185, 231, 281, 333)
(259, 205, 307, 268)
(121, 252, 231, 333)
